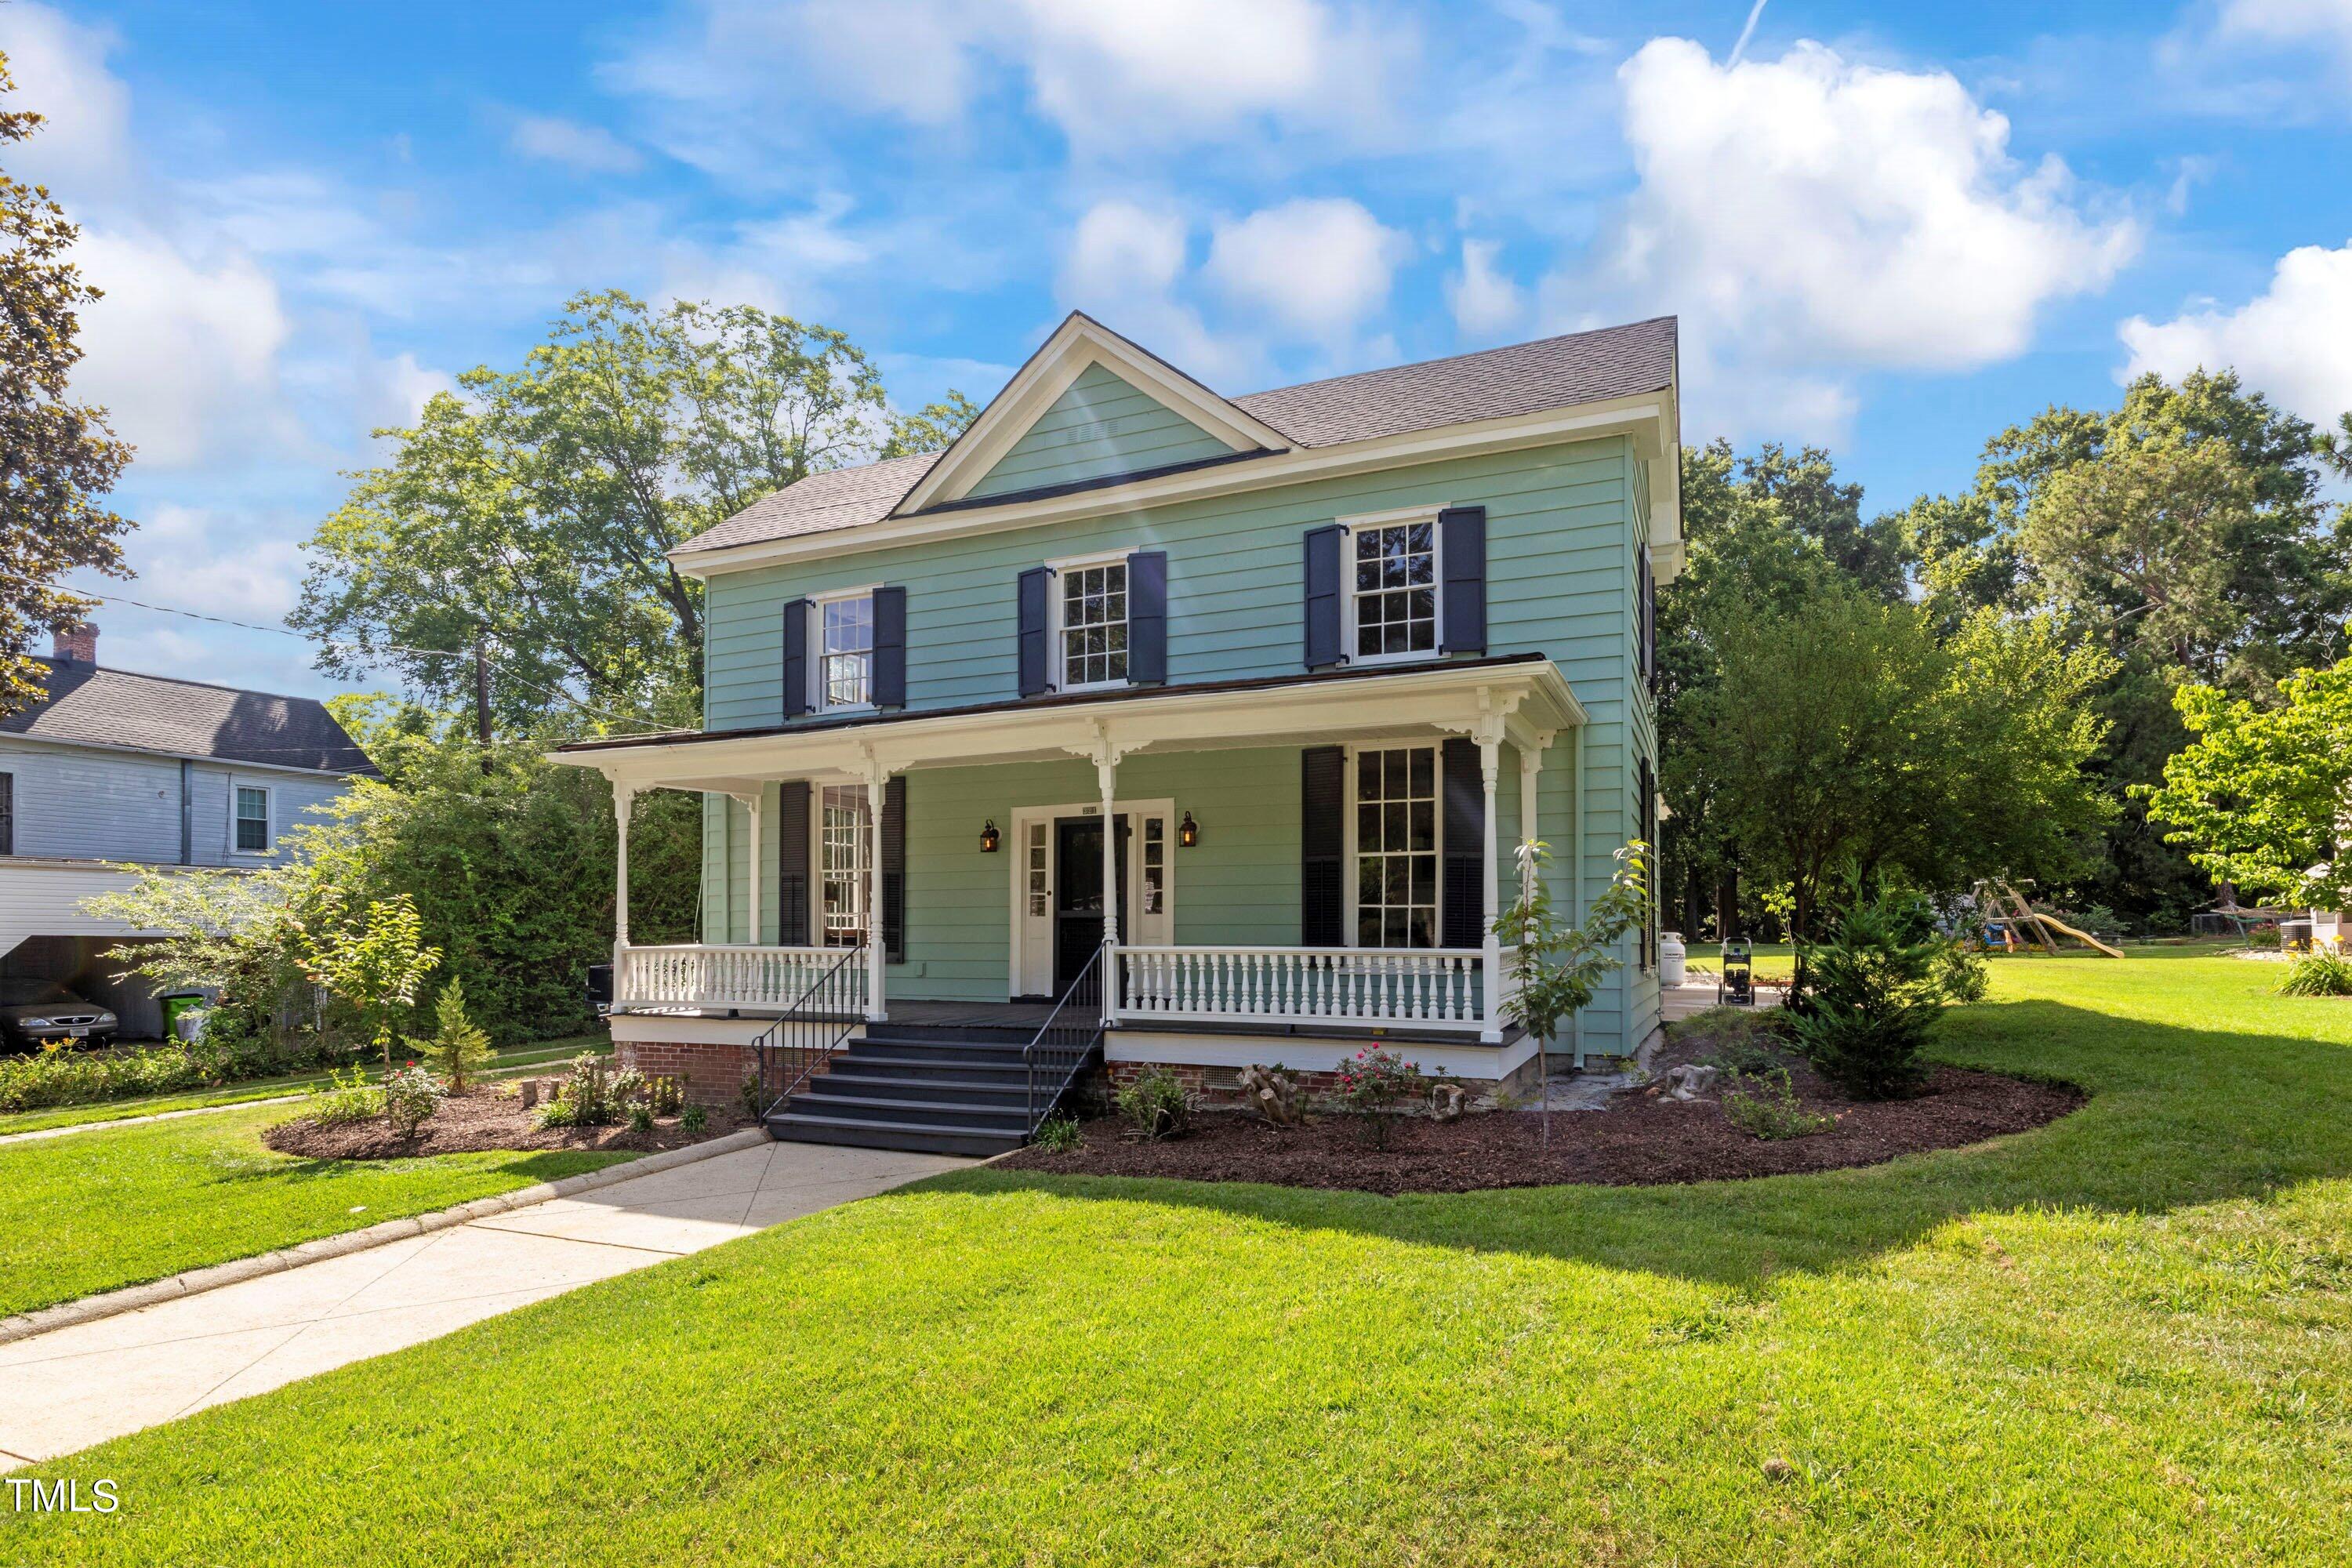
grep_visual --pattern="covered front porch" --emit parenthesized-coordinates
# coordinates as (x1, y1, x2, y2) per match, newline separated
(561, 655, 1590, 1065)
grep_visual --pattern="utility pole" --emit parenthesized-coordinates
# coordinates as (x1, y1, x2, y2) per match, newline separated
(473, 635, 493, 775)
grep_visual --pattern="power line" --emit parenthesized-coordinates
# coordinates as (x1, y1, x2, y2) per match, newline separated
(6, 570, 646, 724)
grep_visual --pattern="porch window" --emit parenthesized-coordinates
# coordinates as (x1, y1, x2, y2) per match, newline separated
(1060, 561, 1127, 688)
(818, 785, 871, 946)
(819, 593, 874, 709)
(234, 786, 272, 854)
(1352, 520, 1437, 661)
(1025, 822, 1049, 916)
(1354, 746, 1438, 948)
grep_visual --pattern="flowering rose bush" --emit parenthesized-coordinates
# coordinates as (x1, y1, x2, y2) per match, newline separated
(1334, 1047, 1422, 1147)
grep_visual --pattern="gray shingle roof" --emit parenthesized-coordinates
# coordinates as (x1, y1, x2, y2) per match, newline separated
(2, 659, 377, 775)
(675, 316, 1676, 556)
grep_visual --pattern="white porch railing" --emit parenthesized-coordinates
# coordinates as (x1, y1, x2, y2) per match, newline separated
(1112, 945, 1518, 1035)
(613, 943, 869, 1014)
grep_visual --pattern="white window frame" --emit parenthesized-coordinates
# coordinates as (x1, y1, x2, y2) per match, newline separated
(1339, 506, 1445, 668)
(808, 583, 880, 714)
(1044, 550, 1133, 694)
(230, 782, 274, 857)
(1340, 742, 1444, 950)
(811, 782, 873, 949)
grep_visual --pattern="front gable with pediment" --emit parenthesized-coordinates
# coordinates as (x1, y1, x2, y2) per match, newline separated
(966, 362, 1235, 500)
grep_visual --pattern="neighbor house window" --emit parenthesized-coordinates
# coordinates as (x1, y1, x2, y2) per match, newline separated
(1354, 746, 1438, 949)
(234, 786, 271, 854)
(1060, 561, 1127, 688)
(0, 771, 13, 856)
(1351, 519, 1438, 661)
(818, 785, 871, 947)
(818, 593, 874, 709)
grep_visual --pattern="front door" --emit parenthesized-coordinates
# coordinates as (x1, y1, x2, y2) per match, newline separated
(1053, 816, 1128, 995)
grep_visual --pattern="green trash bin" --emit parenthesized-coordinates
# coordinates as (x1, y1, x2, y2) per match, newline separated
(160, 993, 208, 1041)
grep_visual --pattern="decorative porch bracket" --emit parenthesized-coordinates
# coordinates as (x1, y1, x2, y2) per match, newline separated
(1063, 720, 1146, 1027)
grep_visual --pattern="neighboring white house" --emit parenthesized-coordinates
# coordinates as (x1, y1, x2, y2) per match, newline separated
(0, 626, 376, 1036)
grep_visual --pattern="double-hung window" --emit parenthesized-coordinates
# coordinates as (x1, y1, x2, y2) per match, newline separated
(818, 785, 871, 947)
(1350, 517, 1438, 662)
(817, 591, 874, 710)
(234, 785, 272, 854)
(1058, 560, 1128, 689)
(1353, 746, 1438, 949)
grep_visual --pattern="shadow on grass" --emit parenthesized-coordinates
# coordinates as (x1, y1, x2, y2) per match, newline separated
(221, 1145, 630, 1188)
(936, 998, 2352, 1288)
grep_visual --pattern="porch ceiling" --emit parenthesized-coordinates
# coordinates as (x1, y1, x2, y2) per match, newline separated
(551, 655, 1586, 792)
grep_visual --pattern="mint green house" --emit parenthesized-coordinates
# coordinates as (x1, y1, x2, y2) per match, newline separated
(557, 313, 1682, 1155)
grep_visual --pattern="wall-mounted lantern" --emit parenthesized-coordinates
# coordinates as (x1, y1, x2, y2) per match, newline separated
(1178, 810, 1200, 848)
(980, 819, 1001, 853)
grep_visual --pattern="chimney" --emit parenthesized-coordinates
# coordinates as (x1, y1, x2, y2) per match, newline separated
(52, 622, 97, 665)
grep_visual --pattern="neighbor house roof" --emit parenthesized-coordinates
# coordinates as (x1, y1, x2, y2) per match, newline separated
(2, 659, 378, 775)
(677, 315, 1678, 557)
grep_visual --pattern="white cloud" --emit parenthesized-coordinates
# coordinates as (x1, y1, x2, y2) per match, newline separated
(1555, 37, 2138, 436)
(1204, 198, 1406, 344)
(509, 114, 644, 174)
(69, 227, 296, 467)
(0, 3, 132, 195)
(1446, 238, 1527, 339)
(2218, 0, 2352, 60)
(1054, 200, 1250, 381)
(2119, 239, 2352, 423)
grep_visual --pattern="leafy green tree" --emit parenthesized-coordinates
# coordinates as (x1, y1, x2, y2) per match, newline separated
(1689, 585, 2111, 984)
(294, 291, 978, 735)
(1496, 839, 1650, 1141)
(297, 891, 442, 1071)
(0, 53, 132, 713)
(2141, 658, 2352, 914)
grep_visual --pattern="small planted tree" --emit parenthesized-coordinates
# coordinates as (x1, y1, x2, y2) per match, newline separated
(1495, 839, 1650, 1143)
(409, 977, 494, 1093)
(1792, 889, 1976, 1099)
(298, 890, 442, 1072)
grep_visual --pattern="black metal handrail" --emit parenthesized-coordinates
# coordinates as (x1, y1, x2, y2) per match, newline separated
(750, 947, 867, 1119)
(1023, 941, 1108, 1131)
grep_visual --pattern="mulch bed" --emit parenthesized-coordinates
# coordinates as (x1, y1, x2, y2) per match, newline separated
(1000, 1051, 2082, 1196)
(263, 1087, 754, 1161)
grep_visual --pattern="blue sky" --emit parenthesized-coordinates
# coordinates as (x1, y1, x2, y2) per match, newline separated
(11, 0, 2351, 698)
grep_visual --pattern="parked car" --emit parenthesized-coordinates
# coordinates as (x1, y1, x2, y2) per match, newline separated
(0, 978, 118, 1050)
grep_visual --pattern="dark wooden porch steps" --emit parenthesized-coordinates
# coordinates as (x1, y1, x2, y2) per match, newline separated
(763, 1025, 1042, 1157)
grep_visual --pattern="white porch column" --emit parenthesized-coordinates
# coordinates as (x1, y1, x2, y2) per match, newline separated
(612, 781, 636, 951)
(1518, 734, 1548, 900)
(736, 789, 764, 945)
(1479, 737, 1502, 1044)
(865, 771, 887, 1021)
(1097, 753, 1120, 953)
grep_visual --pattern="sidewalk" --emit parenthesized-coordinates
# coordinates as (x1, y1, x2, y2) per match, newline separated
(0, 1138, 968, 1470)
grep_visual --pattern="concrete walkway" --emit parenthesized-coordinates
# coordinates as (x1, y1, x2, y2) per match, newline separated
(0, 1138, 968, 1469)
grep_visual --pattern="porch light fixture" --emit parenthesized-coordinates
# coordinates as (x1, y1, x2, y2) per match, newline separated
(980, 819, 1000, 853)
(1178, 811, 1200, 848)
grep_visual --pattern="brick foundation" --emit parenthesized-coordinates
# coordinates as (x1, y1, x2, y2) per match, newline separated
(1104, 1059, 1358, 1109)
(615, 1040, 760, 1112)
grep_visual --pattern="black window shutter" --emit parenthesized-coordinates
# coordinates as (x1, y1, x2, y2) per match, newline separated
(0, 771, 12, 856)
(872, 586, 907, 707)
(1302, 524, 1343, 670)
(881, 775, 907, 963)
(1441, 738, 1485, 949)
(1439, 505, 1487, 655)
(1127, 550, 1167, 684)
(781, 599, 810, 718)
(1299, 746, 1345, 946)
(1017, 567, 1051, 696)
(775, 779, 811, 945)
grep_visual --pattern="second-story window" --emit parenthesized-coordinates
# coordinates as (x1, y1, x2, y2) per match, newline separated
(1061, 561, 1128, 688)
(819, 593, 874, 709)
(1352, 519, 1437, 661)
(0, 771, 13, 855)
(234, 786, 272, 854)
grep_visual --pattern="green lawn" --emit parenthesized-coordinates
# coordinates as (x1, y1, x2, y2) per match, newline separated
(0, 1100, 635, 1318)
(12, 953, 2352, 1565)
(0, 1036, 611, 1138)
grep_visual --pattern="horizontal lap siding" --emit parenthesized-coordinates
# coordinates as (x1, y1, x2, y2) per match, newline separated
(0, 739, 355, 868)
(967, 364, 1232, 500)
(697, 433, 1653, 1053)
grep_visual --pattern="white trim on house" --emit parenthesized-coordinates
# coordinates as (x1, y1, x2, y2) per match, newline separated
(895, 314, 1292, 515)
(671, 392, 1680, 579)
(227, 782, 274, 856)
